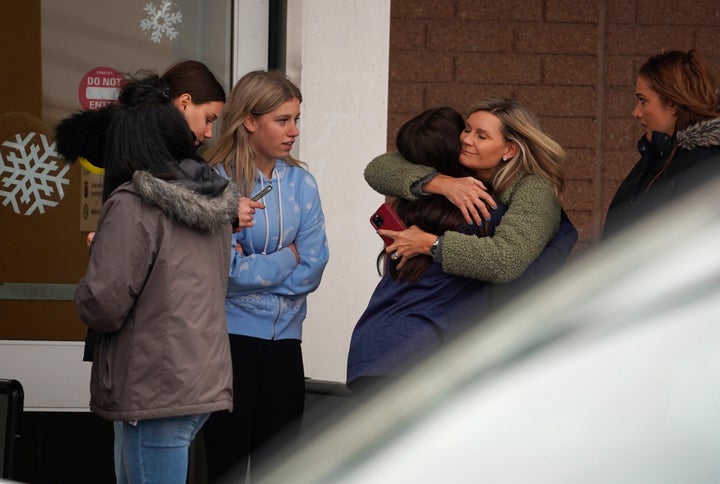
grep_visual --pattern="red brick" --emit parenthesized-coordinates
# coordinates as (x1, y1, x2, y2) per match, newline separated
(457, 0, 543, 21)
(636, 0, 720, 25)
(602, 148, 639, 181)
(388, 83, 424, 113)
(605, 86, 636, 119)
(389, 51, 454, 82)
(539, 117, 596, 150)
(457, 54, 542, 84)
(562, 148, 596, 180)
(605, 56, 636, 88)
(516, 24, 598, 55)
(546, 0, 600, 23)
(694, 31, 720, 59)
(425, 83, 516, 111)
(427, 21, 513, 53)
(543, 55, 597, 86)
(514, 85, 596, 117)
(700, 55, 720, 76)
(390, 18, 426, 50)
(563, 179, 596, 211)
(391, 0, 455, 19)
(606, 25, 695, 56)
(607, 0, 637, 24)
(603, 118, 636, 150)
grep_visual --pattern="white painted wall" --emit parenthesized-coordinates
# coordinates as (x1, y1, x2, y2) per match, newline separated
(285, 0, 391, 382)
(0, 341, 90, 411)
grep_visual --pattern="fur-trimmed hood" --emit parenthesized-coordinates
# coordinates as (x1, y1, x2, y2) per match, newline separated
(676, 117, 720, 151)
(126, 164, 239, 233)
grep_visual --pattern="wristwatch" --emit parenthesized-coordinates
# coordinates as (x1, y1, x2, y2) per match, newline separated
(429, 236, 440, 256)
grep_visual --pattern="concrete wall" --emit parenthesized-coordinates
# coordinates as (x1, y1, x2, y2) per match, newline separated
(285, 0, 392, 382)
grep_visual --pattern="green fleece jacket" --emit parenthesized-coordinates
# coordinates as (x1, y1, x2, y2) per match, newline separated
(364, 151, 560, 283)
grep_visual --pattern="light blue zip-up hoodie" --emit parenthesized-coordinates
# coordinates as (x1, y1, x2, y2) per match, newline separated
(218, 160, 329, 340)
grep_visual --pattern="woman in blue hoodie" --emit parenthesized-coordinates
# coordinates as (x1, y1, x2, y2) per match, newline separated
(201, 70, 329, 483)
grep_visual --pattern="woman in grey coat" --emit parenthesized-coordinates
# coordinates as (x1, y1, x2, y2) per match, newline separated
(59, 75, 238, 484)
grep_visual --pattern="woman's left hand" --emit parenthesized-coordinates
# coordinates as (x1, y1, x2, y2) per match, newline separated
(379, 225, 438, 269)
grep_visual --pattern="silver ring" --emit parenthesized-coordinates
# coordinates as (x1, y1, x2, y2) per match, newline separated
(391, 252, 399, 260)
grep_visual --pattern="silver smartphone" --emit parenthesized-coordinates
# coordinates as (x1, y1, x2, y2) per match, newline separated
(251, 185, 273, 201)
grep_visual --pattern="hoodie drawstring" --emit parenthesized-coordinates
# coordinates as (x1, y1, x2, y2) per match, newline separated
(260, 167, 284, 255)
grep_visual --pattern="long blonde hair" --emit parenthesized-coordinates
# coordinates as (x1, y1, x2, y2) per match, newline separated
(205, 70, 303, 195)
(466, 96, 565, 199)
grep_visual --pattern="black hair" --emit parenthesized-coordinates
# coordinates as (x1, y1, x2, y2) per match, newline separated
(102, 75, 200, 200)
(54, 60, 222, 181)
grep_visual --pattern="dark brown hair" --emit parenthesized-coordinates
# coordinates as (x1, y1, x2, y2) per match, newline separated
(389, 107, 479, 282)
(639, 50, 719, 133)
(160, 60, 226, 105)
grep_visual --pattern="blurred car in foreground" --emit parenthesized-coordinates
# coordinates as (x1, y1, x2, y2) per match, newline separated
(255, 175, 720, 484)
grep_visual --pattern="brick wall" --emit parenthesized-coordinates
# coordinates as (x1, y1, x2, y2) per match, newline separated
(387, 0, 720, 253)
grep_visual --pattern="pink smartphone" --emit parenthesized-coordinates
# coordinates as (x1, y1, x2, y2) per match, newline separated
(370, 202, 407, 246)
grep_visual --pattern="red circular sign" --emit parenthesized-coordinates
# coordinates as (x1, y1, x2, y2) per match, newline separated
(77, 66, 125, 110)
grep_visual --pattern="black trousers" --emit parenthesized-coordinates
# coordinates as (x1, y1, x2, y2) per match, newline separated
(203, 334, 305, 483)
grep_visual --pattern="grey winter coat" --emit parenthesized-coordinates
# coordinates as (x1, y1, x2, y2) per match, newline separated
(75, 164, 238, 422)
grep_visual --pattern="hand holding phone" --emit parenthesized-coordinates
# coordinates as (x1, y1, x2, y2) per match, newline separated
(370, 202, 407, 246)
(234, 189, 269, 232)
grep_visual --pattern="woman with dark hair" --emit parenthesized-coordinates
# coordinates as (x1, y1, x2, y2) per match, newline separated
(99, 78, 205, 199)
(56, 59, 226, 174)
(603, 49, 720, 237)
(59, 74, 239, 484)
(55, 60, 240, 364)
(347, 105, 576, 394)
(161, 59, 226, 148)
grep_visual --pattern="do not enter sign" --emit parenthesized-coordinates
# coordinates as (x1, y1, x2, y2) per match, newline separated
(78, 66, 125, 110)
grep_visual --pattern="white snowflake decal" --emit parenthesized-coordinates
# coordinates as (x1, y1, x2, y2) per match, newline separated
(140, 0, 183, 44)
(0, 132, 70, 215)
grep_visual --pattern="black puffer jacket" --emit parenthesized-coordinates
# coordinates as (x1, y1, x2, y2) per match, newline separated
(604, 118, 720, 238)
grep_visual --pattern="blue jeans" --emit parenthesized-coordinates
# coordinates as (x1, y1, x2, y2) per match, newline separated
(113, 413, 209, 484)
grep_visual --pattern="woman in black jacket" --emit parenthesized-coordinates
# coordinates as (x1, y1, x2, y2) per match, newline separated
(603, 49, 720, 238)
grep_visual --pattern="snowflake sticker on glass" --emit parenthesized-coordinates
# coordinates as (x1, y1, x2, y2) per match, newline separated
(0, 132, 69, 216)
(140, 0, 183, 44)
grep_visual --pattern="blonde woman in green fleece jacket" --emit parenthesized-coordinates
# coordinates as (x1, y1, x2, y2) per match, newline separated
(365, 96, 566, 284)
